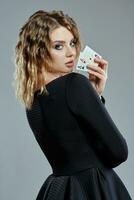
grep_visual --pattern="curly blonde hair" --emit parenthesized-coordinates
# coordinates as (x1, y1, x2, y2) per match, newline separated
(13, 10, 82, 110)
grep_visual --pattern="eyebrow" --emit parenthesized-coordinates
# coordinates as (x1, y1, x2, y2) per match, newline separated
(52, 38, 74, 44)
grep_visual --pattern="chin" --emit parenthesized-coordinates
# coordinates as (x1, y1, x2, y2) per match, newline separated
(67, 68, 73, 73)
(67, 66, 74, 70)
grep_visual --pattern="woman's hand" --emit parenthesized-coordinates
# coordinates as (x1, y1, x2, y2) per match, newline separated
(86, 56, 108, 96)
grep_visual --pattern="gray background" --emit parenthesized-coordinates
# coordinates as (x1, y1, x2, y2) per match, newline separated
(0, 0, 134, 199)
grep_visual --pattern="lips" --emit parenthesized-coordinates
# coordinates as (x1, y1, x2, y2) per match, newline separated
(65, 60, 74, 64)
(65, 60, 74, 68)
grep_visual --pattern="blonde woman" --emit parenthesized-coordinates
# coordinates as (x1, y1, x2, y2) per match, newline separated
(14, 10, 132, 200)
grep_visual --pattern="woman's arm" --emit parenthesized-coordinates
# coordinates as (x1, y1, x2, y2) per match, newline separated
(66, 73, 128, 168)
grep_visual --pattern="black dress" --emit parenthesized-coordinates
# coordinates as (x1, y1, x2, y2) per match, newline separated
(26, 72, 132, 200)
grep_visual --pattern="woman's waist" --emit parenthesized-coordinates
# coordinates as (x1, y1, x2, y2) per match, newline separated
(50, 156, 107, 176)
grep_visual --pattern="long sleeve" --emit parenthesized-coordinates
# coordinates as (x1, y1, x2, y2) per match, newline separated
(65, 73, 128, 168)
(25, 94, 47, 154)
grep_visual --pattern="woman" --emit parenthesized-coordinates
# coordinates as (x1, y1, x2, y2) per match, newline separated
(14, 10, 132, 200)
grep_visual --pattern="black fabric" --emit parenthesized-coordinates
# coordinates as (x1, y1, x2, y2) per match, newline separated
(26, 72, 132, 199)
(100, 95, 105, 104)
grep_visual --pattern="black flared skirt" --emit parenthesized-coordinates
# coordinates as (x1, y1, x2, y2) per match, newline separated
(36, 166, 132, 200)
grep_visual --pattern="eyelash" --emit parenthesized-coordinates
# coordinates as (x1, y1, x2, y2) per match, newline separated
(54, 41, 76, 50)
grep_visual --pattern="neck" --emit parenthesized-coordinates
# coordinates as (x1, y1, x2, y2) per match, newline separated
(43, 71, 69, 85)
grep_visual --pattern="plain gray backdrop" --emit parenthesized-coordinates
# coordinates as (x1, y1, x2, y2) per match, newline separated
(0, 0, 134, 199)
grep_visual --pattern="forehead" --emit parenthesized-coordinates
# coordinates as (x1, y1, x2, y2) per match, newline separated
(50, 26, 74, 42)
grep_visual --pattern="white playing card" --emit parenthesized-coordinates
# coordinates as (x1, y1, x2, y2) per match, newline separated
(76, 52, 88, 71)
(82, 45, 102, 67)
(76, 45, 102, 71)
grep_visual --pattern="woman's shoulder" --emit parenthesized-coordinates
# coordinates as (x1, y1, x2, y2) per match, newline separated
(33, 72, 89, 98)
(65, 72, 92, 100)
(66, 72, 90, 88)
(67, 72, 89, 84)
(69, 72, 87, 78)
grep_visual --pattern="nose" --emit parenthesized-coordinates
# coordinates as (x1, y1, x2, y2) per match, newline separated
(65, 46, 75, 57)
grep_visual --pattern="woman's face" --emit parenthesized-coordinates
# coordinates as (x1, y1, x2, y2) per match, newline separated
(48, 26, 77, 75)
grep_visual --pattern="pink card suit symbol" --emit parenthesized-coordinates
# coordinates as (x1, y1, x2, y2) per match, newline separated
(95, 54, 100, 58)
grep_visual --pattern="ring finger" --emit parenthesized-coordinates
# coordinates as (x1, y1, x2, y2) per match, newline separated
(87, 64, 105, 76)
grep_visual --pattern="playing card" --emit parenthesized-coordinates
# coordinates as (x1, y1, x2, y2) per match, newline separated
(83, 45, 102, 65)
(76, 52, 88, 71)
(76, 45, 102, 71)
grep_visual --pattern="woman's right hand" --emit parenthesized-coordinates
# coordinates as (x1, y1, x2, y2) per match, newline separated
(86, 56, 108, 96)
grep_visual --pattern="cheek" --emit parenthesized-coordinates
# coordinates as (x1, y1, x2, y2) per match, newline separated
(73, 48, 77, 57)
(51, 52, 65, 62)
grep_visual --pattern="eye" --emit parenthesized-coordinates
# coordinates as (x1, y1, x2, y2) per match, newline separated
(70, 39, 77, 47)
(70, 41, 76, 47)
(54, 44, 63, 50)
